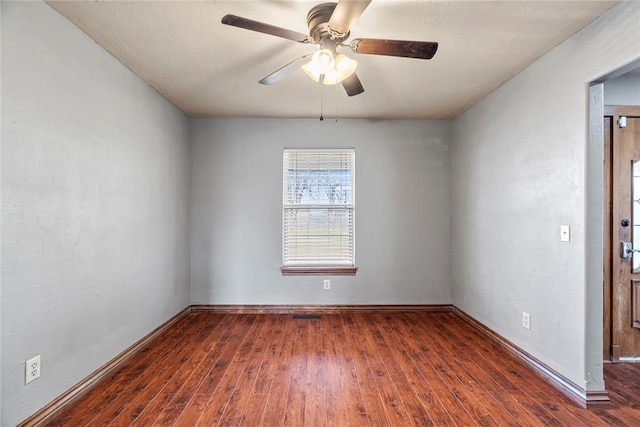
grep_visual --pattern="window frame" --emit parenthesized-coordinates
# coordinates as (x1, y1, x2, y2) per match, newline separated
(281, 148, 357, 276)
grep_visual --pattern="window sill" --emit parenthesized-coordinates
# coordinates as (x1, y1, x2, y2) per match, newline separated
(281, 266, 358, 276)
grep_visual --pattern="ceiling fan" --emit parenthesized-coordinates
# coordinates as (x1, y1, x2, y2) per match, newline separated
(221, 0, 438, 97)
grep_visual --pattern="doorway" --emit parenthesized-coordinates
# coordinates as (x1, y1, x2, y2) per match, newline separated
(604, 105, 640, 361)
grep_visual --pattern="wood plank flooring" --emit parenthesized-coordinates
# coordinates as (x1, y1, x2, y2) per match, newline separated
(45, 312, 640, 426)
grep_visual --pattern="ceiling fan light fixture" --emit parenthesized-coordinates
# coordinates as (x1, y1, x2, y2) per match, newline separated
(302, 50, 357, 85)
(301, 61, 321, 83)
(312, 49, 335, 74)
(333, 53, 357, 83)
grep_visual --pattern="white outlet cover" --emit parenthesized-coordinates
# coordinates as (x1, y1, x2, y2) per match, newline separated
(26, 355, 41, 384)
(522, 312, 531, 330)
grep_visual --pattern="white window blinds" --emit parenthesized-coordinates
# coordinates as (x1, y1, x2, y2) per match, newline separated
(283, 149, 355, 266)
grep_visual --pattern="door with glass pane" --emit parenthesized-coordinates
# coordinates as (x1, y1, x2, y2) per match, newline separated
(608, 107, 640, 361)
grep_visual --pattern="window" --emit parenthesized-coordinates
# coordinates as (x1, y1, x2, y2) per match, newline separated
(281, 149, 357, 275)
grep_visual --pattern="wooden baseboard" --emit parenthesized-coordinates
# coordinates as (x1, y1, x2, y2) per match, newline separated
(586, 390, 611, 406)
(190, 304, 453, 314)
(452, 307, 610, 408)
(18, 307, 192, 427)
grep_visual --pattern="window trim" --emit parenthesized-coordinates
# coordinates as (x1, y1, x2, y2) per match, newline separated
(280, 265, 358, 276)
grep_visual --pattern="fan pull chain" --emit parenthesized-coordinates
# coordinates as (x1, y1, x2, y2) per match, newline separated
(319, 75, 324, 121)
(335, 81, 339, 122)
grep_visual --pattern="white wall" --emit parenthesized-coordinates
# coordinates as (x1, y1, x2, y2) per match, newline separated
(604, 72, 640, 105)
(0, 1, 3, 418)
(451, 0, 640, 394)
(1, 2, 191, 425)
(191, 118, 451, 305)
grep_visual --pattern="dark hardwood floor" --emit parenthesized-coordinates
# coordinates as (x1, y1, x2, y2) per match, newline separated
(45, 312, 640, 426)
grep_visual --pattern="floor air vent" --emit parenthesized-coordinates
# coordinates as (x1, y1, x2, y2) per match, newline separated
(292, 314, 321, 320)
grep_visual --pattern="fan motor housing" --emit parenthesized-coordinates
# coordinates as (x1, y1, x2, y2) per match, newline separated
(307, 2, 349, 44)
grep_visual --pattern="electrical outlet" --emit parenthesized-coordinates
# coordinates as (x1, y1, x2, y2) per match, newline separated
(25, 355, 41, 384)
(323, 279, 330, 290)
(522, 312, 531, 330)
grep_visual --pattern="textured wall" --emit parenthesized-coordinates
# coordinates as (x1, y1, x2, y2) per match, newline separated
(587, 83, 605, 394)
(0, 1, 3, 419)
(190, 118, 452, 305)
(1, 2, 191, 424)
(451, 1, 640, 392)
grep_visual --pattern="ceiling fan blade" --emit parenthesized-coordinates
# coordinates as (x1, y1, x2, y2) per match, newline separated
(221, 14, 309, 43)
(350, 38, 438, 60)
(328, 0, 371, 35)
(341, 72, 365, 97)
(259, 55, 312, 85)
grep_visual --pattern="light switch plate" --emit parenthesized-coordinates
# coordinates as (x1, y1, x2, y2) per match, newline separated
(560, 225, 570, 242)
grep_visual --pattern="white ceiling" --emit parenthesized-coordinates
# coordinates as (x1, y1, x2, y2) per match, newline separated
(46, 0, 618, 120)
